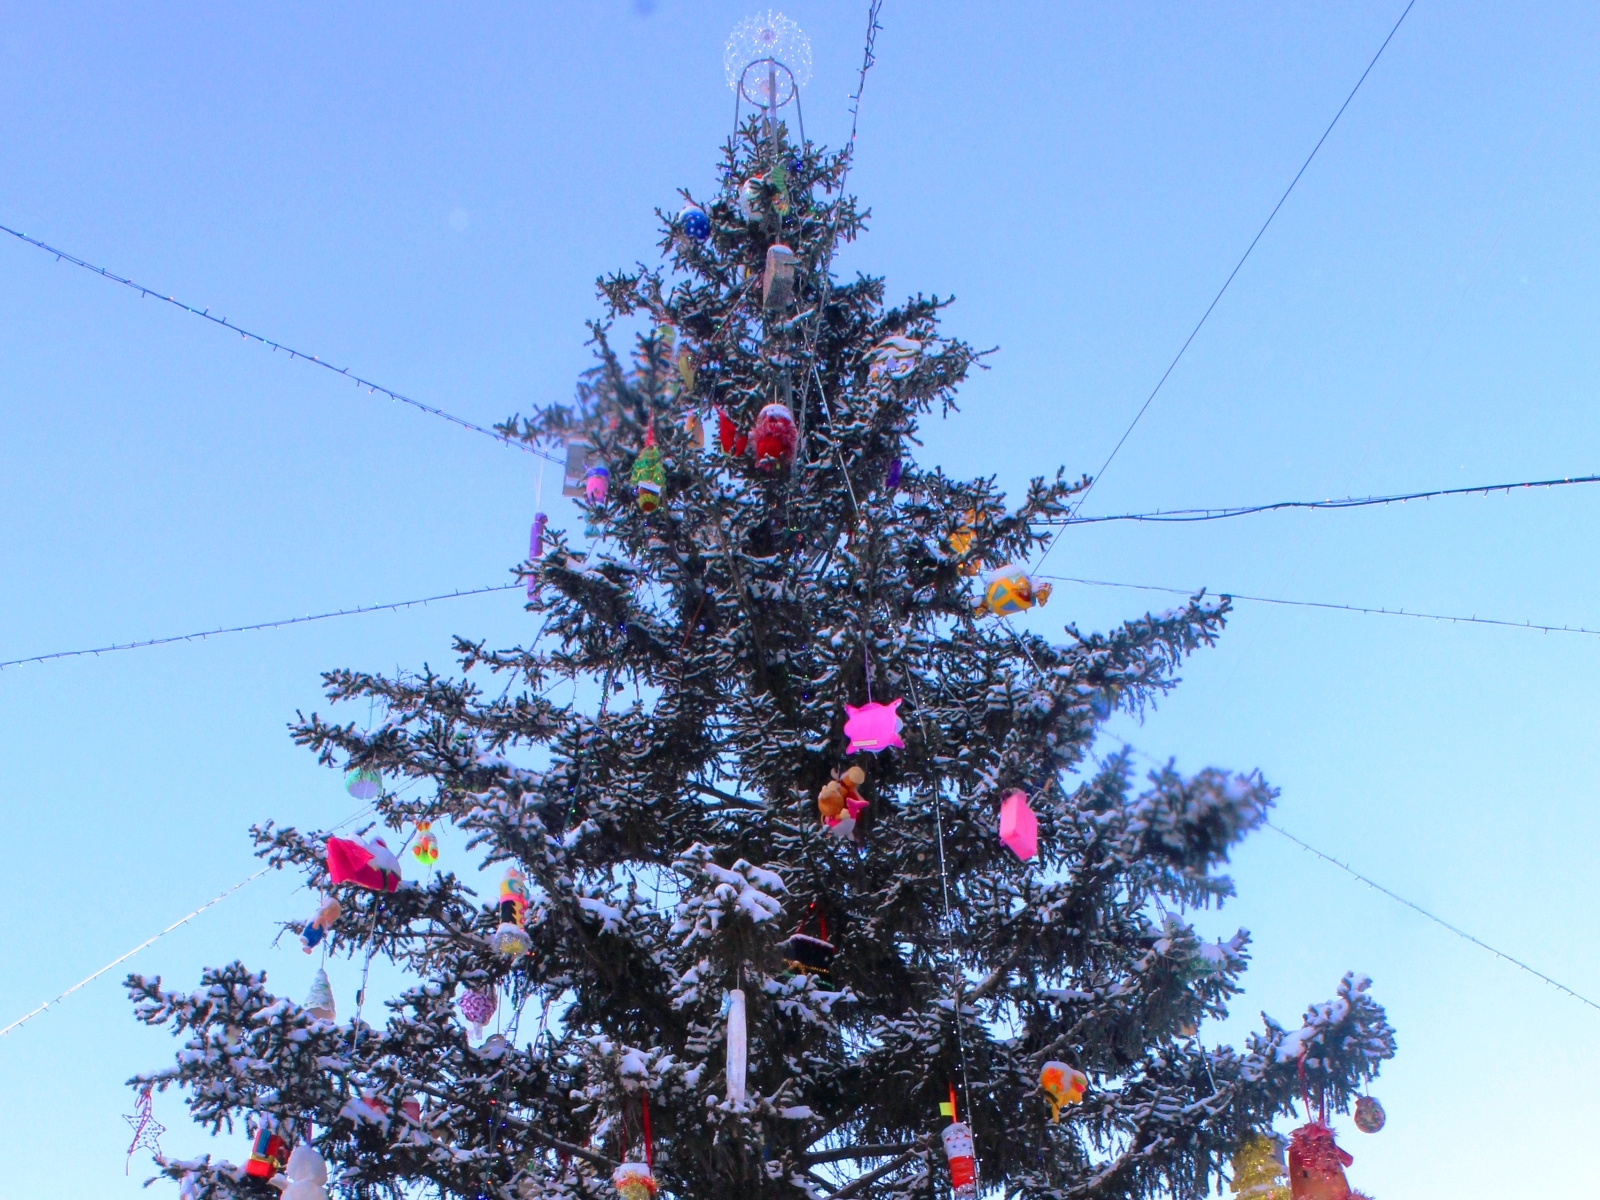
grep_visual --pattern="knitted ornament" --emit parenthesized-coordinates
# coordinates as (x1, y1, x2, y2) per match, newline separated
(1230, 1134, 1290, 1200)
(999, 791, 1039, 861)
(412, 821, 439, 867)
(459, 988, 498, 1039)
(1352, 1096, 1385, 1134)
(678, 204, 710, 241)
(631, 427, 666, 513)
(325, 836, 403, 893)
(304, 967, 336, 1021)
(752, 403, 797, 470)
(344, 767, 381, 800)
(612, 1163, 658, 1200)
(274, 1143, 330, 1200)
(299, 896, 341, 953)
(817, 766, 868, 839)
(1038, 1060, 1086, 1120)
(842, 698, 904, 754)
(1287, 1121, 1353, 1200)
(977, 564, 1051, 618)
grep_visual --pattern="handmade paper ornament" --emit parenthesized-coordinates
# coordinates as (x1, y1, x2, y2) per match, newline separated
(326, 837, 402, 893)
(942, 1121, 977, 1200)
(725, 988, 748, 1104)
(123, 1084, 165, 1171)
(412, 821, 439, 867)
(717, 408, 748, 457)
(562, 439, 594, 497)
(1038, 1061, 1087, 1121)
(271, 1143, 329, 1200)
(977, 564, 1052, 618)
(817, 765, 868, 839)
(678, 204, 710, 241)
(998, 791, 1039, 861)
(300, 896, 341, 953)
(613, 1162, 658, 1200)
(737, 176, 764, 221)
(843, 698, 905, 754)
(752, 403, 797, 470)
(1352, 1096, 1385, 1134)
(868, 335, 922, 381)
(304, 967, 336, 1021)
(631, 428, 666, 514)
(762, 243, 797, 309)
(585, 464, 610, 504)
(1230, 1134, 1290, 1199)
(1287, 1121, 1353, 1200)
(490, 866, 534, 958)
(344, 767, 381, 800)
(245, 1119, 291, 1180)
(459, 987, 498, 1039)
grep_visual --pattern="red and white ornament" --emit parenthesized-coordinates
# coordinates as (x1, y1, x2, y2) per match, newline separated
(752, 403, 797, 470)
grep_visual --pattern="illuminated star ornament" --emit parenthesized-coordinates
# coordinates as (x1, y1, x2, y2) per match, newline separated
(843, 698, 905, 754)
(124, 1084, 165, 1174)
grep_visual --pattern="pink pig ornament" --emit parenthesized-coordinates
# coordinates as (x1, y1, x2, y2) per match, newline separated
(842, 699, 905, 754)
(998, 790, 1038, 861)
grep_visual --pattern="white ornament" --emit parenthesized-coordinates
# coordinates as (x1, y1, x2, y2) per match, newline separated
(270, 1144, 329, 1200)
(725, 988, 748, 1105)
(724, 11, 812, 108)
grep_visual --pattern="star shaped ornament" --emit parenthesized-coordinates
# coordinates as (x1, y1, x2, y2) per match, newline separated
(124, 1086, 165, 1173)
(842, 698, 905, 754)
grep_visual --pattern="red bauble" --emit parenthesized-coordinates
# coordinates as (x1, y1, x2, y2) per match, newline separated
(752, 403, 797, 470)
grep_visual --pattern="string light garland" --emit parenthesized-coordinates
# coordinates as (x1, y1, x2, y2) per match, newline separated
(0, 581, 523, 669)
(1042, 574, 1600, 640)
(0, 221, 563, 466)
(1036, 0, 1417, 571)
(1044, 471, 1600, 526)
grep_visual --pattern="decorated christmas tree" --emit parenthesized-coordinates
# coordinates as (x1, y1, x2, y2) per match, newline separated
(127, 19, 1394, 1200)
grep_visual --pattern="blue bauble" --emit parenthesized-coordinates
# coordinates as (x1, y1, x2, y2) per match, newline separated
(679, 205, 710, 241)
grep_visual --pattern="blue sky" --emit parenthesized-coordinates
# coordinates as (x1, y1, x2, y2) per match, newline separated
(2, 3, 1597, 1196)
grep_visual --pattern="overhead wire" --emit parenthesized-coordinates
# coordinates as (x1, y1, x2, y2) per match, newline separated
(0, 582, 523, 670)
(0, 221, 563, 466)
(1046, 471, 1600, 526)
(1039, 574, 1600, 640)
(1035, 0, 1417, 571)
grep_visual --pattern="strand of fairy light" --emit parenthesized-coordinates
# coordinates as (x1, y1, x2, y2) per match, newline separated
(1034, 0, 1418, 572)
(0, 221, 563, 467)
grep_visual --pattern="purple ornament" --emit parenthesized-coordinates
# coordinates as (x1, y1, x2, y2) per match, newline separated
(459, 988, 498, 1038)
(885, 457, 902, 492)
(528, 513, 548, 598)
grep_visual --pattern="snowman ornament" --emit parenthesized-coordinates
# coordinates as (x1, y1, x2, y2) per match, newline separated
(271, 1144, 330, 1200)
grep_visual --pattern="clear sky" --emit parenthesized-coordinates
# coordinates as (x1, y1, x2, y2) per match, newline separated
(2, 3, 1596, 1196)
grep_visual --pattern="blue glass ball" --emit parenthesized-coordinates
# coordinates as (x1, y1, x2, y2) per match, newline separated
(679, 205, 710, 241)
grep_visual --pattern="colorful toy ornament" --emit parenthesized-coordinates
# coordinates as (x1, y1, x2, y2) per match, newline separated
(1230, 1134, 1290, 1199)
(631, 427, 666, 513)
(843, 698, 904, 754)
(752, 403, 797, 469)
(762, 242, 797, 309)
(344, 767, 381, 800)
(300, 896, 341, 953)
(942, 1121, 977, 1200)
(999, 790, 1039, 861)
(459, 988, 498, 1039)
(489, 866, 533, 958)
(717, 408, 749, 457)
(977, 564, 1052, 617)
(412, 821, 439, 867)
(325, 836, 403, 893)
(1287, 1121, 1354, 1200)
(613, 1163, 658, 1200)
(947, 509, 980, 575)
(245, 1117, 291, 1180)
(737, 176, 764, 221)
(678, 203, 710, 241)
(817, 766, 868, 839)
(781, 904, 836, 975)
(1352, 1096, 1385, 1134)
(304, 967, 336, 1021)
(585, 463, 610, 504)
(275, 1144, 330, 1200)
(884, 456, 902, 493)
(868, 335, 922, 381)
(1038, 1060, 1087, 1120)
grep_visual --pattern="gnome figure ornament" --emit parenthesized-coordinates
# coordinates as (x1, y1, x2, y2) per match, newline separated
(303, 968, 336, 1021)
(752, 403, 797, 470)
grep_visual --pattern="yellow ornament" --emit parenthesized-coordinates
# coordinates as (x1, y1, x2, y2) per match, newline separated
(612, 1163, 657, 1200)
(1038, 1060, 1087, 1121)
(947, 509, 980, 575)
(1230, 1134, 1290, 1200)
(977, 564, 1052, 618)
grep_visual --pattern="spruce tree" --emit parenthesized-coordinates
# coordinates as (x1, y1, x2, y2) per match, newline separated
(127, 107, 1395, 1200)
